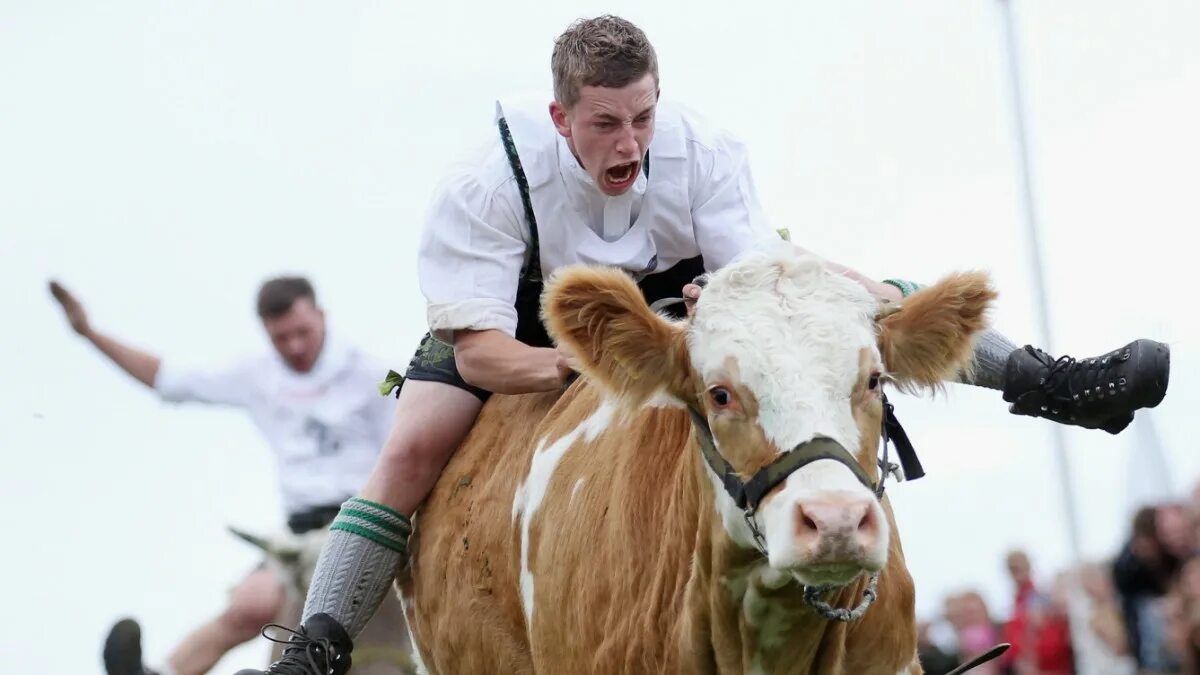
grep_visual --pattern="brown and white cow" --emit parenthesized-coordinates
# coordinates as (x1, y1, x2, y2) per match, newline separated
(400, 252, 995, 674)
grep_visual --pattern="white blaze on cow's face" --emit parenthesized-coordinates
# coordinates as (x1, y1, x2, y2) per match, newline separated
(689, 254, 889, 587)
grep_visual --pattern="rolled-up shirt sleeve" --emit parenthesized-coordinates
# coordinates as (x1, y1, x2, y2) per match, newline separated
(154, 358, 252, 407)
(691, 132, 788, 272)
(418, 168, 528, 343)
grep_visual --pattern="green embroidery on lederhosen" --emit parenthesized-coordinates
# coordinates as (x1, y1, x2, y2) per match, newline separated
(415, 335, 455, 369)
(379, 335, 459, 398)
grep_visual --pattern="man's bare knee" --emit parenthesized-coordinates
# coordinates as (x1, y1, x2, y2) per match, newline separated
(362, 380, 484, 511)
(222, 568, 286, 638)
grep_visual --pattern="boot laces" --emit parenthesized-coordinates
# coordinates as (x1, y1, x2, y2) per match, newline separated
(1026, 346, 1123, 405)
(259, 623, 337, 675)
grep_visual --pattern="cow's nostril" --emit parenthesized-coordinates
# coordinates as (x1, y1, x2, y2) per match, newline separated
(857, 509, 874, 533)
(802, 514, 818, 532)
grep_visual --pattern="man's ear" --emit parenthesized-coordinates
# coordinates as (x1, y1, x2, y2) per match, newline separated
(549, 101, 571, 139)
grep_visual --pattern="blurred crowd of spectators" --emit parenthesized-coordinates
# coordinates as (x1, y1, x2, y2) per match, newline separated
(918, 486, 1200, 675)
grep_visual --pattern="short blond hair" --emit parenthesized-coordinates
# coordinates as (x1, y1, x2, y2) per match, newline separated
(552, 15, 659, 108)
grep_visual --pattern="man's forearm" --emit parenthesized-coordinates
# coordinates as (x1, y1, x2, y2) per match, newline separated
(790, 244, 902, 303)
(830, 263, 903, 304)
(453, 330, 563, 395)
(84, 328, 161, 388)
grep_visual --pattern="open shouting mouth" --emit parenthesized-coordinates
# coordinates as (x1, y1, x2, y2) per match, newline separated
(602, 160, 640, 192)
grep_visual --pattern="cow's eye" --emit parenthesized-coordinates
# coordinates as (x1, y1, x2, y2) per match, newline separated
(709, 386, 733, 408)
(868, 372, 881, 390)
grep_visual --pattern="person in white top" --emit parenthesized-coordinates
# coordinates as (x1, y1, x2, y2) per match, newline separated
(237, 16, 1170, 675)
(48, 276, 395, 675)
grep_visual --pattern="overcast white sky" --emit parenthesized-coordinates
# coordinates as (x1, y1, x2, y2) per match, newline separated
(2, 1, 1198, 673)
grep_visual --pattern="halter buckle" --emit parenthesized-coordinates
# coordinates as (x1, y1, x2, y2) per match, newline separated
(882, 461, 902, 483)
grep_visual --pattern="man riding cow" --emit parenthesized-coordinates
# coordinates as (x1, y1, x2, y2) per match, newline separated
(235, 15, 1169, 675)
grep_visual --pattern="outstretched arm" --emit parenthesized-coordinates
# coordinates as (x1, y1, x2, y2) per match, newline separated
(682, 245, 902, 315)
(800, 246, 903, 304)
(49, 280, 161, 388)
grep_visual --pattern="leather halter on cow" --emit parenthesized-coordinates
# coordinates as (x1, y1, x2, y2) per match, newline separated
(689, 389, 915, 622)
(667, 282, 922, 624)
(684, 325, 1010, 672)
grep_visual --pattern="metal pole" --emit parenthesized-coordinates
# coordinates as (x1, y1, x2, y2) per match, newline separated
(997, 0, 1084, 564)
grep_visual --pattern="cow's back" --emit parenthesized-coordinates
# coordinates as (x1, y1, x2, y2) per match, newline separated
(403, 379, 704, 674)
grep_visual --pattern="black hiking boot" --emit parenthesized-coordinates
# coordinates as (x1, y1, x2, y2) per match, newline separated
(1003, 339, 1170, 434)
(103, 618, 158, 675)
(234, 613, 353, 675)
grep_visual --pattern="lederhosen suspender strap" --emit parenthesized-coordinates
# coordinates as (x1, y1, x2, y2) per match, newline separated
(498, 117, 542, 284)
(498, 117, 556, 348)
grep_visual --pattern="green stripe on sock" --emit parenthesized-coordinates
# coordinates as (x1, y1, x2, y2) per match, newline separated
(336, 515, 405, 544)
(347, 497, 410, 525)
(330, 522, 408, 554)
(338, 508, 405, 536)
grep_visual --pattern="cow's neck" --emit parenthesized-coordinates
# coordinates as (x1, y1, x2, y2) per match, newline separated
(679, 431, 876, 674)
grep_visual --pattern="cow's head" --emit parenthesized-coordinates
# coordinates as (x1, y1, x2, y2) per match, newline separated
(544, 253, 994, 587)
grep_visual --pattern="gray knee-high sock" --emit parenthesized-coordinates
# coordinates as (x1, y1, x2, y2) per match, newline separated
(961, 328, 1020, 391)
(303, 497, 412, 638)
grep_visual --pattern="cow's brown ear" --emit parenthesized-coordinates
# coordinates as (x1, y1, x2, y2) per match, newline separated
(543, 265, 692, 407)
(877, 271, 996, 392)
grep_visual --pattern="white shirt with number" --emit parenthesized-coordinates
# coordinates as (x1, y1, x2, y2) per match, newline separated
(418, 97, 785, 343)
(154, 336, 394, 517)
